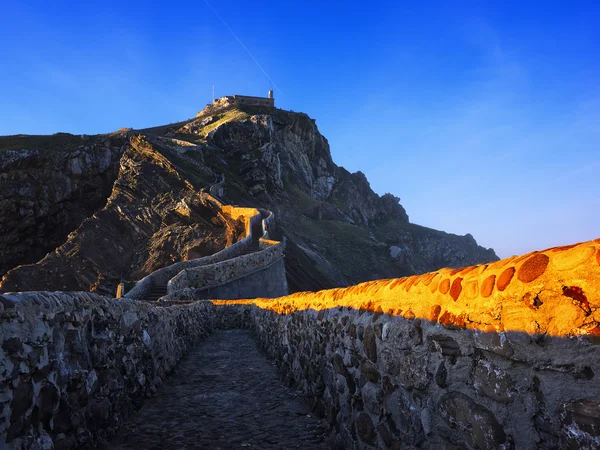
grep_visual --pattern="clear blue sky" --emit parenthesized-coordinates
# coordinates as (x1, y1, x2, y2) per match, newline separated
(1, 1, 599, 258)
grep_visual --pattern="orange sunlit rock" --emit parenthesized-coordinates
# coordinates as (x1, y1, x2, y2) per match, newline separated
(517, 254, 549, 283)
(464, 280, 478, 299)
(551, 245, 595, 271)
(439, 279, 451, 294)
(449, 278, 463, 301)
(459, 266, 478, 276)
(429, 304, 442, 322)
(213, 238, 600, 337)
(562, 286, 591, 315)
(404, 276, 419, 292)
(421, 272, 438, 286)
(551, 244, 578, 252)
(403, 310, 416, 319)
(481, 275, 496, 298)
(428, 275, 440, 293)
(513, 251, 536, 265)
(497, 267, 515, 291)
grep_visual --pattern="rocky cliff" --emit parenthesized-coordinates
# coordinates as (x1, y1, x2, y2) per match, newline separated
(0, 103, 498, 294)
(181, 103, 497, 290)
(0, 133, 127, 278)
(0, 134, 236, 295)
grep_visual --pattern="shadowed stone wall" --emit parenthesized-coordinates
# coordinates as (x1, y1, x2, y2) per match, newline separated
(124, 199, 263, 300)
(229, 304, 599, 449)
(167, 240, 287, 300)
(166, 257, 288, 301)
(0, 292, 214, 449)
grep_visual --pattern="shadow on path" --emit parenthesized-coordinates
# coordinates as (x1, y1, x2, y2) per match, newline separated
(111, 330, 329, 449)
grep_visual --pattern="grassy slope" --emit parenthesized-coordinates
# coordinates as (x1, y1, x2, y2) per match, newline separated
(0, 133, 91, 152)
(282, 183, 394, 283)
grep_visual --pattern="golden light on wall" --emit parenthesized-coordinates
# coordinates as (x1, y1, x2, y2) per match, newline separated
(214, 238, 600, 338)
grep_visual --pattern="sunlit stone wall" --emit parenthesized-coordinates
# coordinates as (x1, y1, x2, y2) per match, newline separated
(214, 238, 600, 449)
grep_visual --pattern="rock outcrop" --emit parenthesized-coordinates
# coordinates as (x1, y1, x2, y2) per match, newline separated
(0, 136, 235, 295)
(0, 134, 127, 278)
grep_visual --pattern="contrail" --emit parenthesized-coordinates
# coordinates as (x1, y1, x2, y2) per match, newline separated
(204, 0, 283, 96)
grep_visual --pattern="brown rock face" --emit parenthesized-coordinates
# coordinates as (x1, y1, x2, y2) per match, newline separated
(560, 399, 600, 449)
(0, 138, 126, 278)
(355, 413, 376, 444)
(481, 274, 496, 297)
(363, 326, 378, 363)
(439, 278, 451, 294)
(0, 136, 231, 294)
(449, 277, 463, 301)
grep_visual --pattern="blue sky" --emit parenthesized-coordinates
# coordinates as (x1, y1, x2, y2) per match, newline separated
(1, 1, 598, 258)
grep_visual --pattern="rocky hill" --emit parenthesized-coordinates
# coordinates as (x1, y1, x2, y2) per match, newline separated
(0, 101, 498, 294)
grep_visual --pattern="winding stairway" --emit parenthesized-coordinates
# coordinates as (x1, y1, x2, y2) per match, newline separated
(124, 159, 285, 303)
(145, 214, 265, 301)
(146, 283, 168, 302)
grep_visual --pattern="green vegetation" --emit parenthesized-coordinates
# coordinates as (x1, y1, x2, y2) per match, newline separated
(138, 118, 194, 136)
(198, 109, 250, 138)
(285, 181, 321, 210)
(290, 215, 386, 282)
(373, 217, 464, 243)
(281, 184, 387, 282)
(0, 133, 90, 152)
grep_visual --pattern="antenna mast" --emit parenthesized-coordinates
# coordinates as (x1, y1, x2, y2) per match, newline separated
(212, 85, 215, 102)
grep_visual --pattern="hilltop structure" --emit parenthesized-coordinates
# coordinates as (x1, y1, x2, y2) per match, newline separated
(200, 90, 275, 114)
(229, 89, 275, 107)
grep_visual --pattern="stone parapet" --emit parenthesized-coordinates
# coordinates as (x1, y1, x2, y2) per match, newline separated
(213, 238, 600, 449)
(166, 257, 289, 302)
(168, 241, 284, 293)
(0, 292, 214, 448)
(219, 238, 600, 337)
(125, 194, 262, 300)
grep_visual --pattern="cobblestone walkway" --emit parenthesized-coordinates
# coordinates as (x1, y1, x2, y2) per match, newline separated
(111, 330, 329, 449)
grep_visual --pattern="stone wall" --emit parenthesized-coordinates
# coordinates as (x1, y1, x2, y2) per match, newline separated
(167, 257, 288, 301)
(213, 238, 600, 449)
(208, 176, 224, 199)
(0, 292, 214, 449)
(124, 172, 286, 302)
(260, 208, 275, 239)
(167, 240, 285, 294)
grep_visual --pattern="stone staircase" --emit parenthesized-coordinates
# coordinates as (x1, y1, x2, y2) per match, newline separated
(240, 220, 264, 256)
(147, 283, 168, 301)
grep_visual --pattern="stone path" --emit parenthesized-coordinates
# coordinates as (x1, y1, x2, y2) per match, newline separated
(111, 330, 330, 449)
